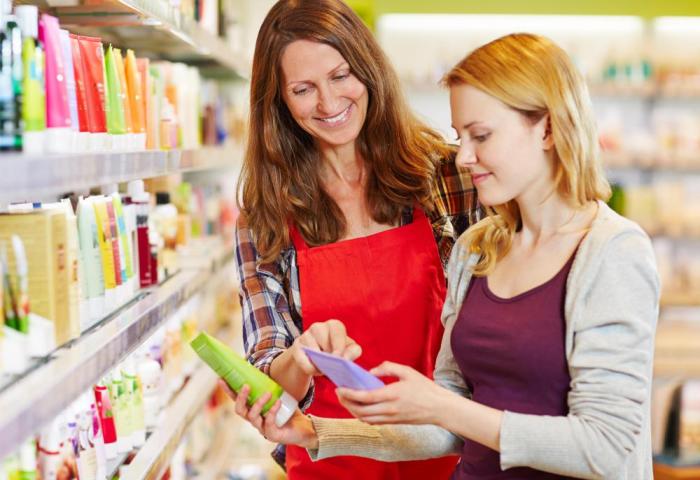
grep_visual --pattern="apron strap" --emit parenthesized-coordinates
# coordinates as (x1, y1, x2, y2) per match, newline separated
(288, 221, 309, 251)
(412, 203, 429, 223)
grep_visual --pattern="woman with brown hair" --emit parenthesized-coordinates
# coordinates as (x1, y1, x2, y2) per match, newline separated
(234, 0, 479, 478)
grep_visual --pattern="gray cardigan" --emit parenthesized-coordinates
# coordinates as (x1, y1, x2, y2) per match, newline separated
(308, 201, 660, 479)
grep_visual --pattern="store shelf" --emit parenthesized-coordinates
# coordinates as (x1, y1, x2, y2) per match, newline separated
(589, 83, 700, 100)
(661, 292, 700, 308)
(654, 462, 700, 480)
(121, 359, 218, 480)
(603, 152, 700, 174)
(30, 0, 249, 78)
(0, 238, 235, 460)
(0, 145, 243, 206)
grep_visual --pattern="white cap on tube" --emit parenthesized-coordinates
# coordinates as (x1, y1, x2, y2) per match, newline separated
(14, 5, 39, 39)
(274, 392, 298, 427)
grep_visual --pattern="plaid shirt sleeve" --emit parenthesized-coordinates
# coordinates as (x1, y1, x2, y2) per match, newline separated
(235, 214, 303, 375)
(235, 215, 312, 470)
(428, 152, 482, 267)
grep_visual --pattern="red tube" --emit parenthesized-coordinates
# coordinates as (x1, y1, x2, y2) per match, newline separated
(69, 34, 89, 133)
(77, 35, 107, 133)
(93, 384, 117, 458)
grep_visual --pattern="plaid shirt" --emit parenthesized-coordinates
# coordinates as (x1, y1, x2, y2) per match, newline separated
(235, 156, 479, 467)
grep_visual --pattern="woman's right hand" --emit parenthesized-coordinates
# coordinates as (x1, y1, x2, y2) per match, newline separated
(290, 319, 362, 376)
(222, 380, 319, 449)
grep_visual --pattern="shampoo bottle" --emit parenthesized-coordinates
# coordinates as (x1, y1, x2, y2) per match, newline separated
(190, 332, 296, 427)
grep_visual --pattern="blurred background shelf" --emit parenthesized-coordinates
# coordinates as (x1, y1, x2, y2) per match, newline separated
(120, 362, 218, 480)
(661, 292, 700, 308)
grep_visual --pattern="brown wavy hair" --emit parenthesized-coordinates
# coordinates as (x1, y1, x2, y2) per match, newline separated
(443, 33, 611, 276)
(238, 0, 451, 262)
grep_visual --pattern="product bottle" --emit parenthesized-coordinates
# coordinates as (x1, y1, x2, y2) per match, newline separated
(190, 332, 296, 427)
(11, 235, 29, 334)
(159, 99, 177, 150)
(89, 396, 107, 480)
(152, 192, 178, 278)
(163, 315, 183, 396)
(136, 343, 163, 429)
(102, 185, 134, 300)
(17, 439, 37, 480)
(76, 396, 99, 480)
(14, 5, 44, 154)
(38, 420, 62, 480)
(93, 196, 118, 314)
(122, 357, 146, 447)
(40, 14, 72, 153)
(77, 197, 106, 325)
(59, 29, 79, 152)
(126, 180, 153, 288)
(0, 244, 18, 330)
(63, 407, 78, 480)
(93, 382, 117, 460)
(121, 193, 138, 296)
(108, 370, 133, 453)
(0, 0, 20, 151)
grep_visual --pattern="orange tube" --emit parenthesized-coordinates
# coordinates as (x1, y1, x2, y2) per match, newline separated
(136, 58, 155, 150)
(125, 50, 145, 135)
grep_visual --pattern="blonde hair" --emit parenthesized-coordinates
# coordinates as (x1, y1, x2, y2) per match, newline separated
(238, 0, 450, 262)
(442, 33, 611, 275)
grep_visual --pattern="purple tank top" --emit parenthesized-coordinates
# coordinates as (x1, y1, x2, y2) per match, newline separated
(450, 253, 578, 480)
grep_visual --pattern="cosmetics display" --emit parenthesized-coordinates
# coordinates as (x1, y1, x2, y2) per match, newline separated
(0, 4, 244, 156)
(0, 0, 273, 477)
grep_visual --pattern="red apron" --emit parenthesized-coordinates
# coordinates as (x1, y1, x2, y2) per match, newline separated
(285, 207, 458, 479)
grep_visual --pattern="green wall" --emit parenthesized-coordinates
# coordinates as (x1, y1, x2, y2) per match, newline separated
(351, 0, 700, 27)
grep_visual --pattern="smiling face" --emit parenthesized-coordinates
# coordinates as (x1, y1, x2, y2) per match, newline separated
(450, 84, 554, 207)
(280, 39, 369, 151)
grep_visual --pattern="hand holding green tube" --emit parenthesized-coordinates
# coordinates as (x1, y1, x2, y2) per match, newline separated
(190, 332, 296, 426)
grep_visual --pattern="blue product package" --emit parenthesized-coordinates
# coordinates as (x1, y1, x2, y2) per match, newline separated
(303, 348, 385, 390)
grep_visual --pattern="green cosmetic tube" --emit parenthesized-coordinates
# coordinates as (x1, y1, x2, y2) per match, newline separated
(104, 45, 126, 136)
(190, 332, 296, 427)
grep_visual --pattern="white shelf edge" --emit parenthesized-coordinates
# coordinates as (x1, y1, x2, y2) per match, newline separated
(0, 239, 235, 459)
(0, 145, 243, 206)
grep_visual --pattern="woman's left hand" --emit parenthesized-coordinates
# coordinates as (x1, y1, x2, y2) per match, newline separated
(336, 361, 452, 426)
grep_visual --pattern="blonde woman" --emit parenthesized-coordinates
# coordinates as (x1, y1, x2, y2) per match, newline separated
(229, 33, 659, 479)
